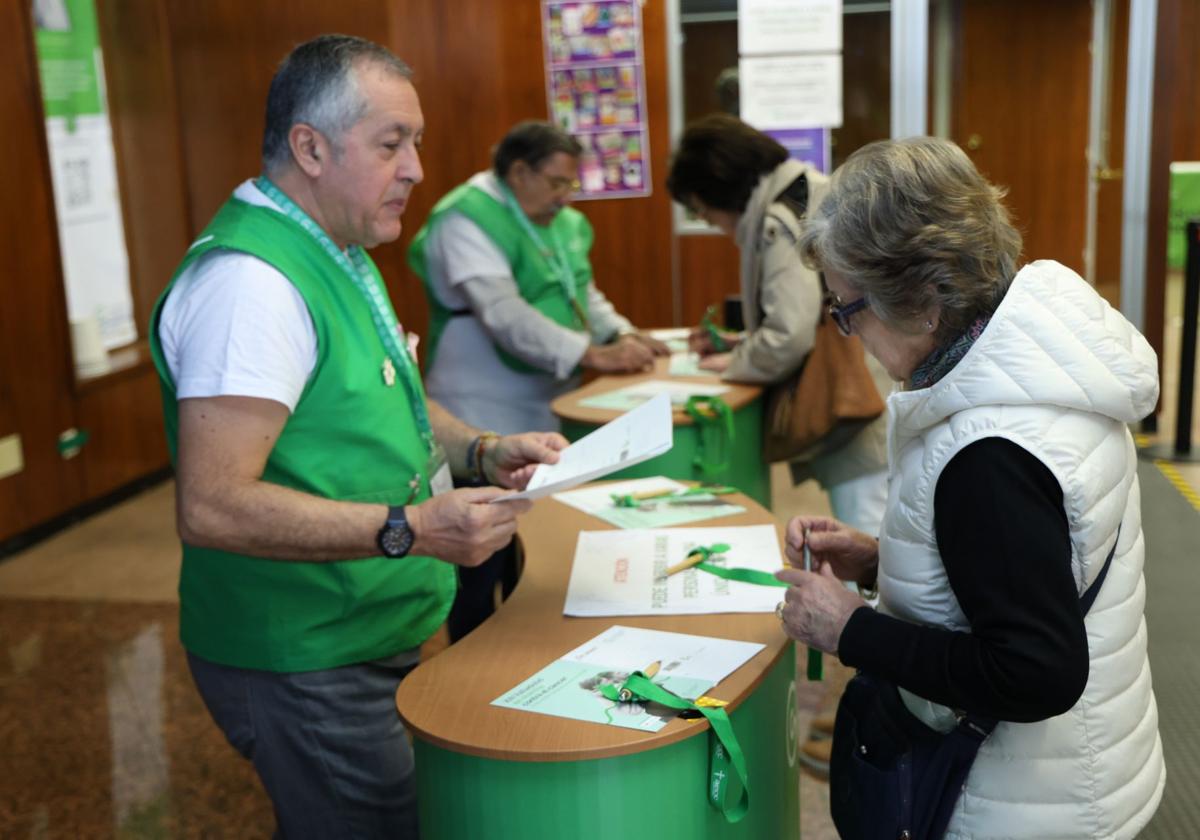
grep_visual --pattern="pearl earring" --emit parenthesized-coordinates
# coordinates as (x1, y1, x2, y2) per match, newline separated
(925, 320, 935, 331)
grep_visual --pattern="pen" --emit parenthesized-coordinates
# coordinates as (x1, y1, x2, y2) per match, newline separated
(661, 542, 731, 578)
(803, 526, 823, 681)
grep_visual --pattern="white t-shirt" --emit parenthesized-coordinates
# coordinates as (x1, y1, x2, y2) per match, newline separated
(159, 180, 318, 412)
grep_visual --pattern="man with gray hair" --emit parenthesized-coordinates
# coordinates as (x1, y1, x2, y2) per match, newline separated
(149, 35, 566, 837)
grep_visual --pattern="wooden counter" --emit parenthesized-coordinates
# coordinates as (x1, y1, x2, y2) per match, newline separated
(550, 356, 761, 427)
(395, 486, 790, 762)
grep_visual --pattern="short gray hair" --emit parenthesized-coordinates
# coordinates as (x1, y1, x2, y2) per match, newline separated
(261, 34, 412, 173)
(799, 137, 1023, 343)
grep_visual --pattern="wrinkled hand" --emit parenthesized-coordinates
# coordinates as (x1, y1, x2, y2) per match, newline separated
(774, 562, 867, 653)
(581, 337, 655, 372)
(698, 352, 732, 373)
(485, 431, 568, 490)
(626, 332, 672, 357)
(407, 487, 532, 568)
(784, 515, 879, 587)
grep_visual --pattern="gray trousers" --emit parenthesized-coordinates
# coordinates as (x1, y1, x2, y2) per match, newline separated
(187, 650, 420, 839)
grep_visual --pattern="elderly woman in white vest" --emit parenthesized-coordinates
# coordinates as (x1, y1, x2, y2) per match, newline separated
(775, 137, 1164, 839)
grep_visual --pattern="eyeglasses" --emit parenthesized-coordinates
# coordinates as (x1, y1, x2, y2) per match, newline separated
(537, 171, 581, 195)
(828, 295, 869, 336)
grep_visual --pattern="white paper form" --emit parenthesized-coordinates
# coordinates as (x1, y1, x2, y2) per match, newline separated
(739, 54, 843, 130)
(738, 0, 842, 55)
(667, 352, 707, 377)
(495, 393, 673, 502)
(563, 525, 784, 616)
(491, 625, 765, 732)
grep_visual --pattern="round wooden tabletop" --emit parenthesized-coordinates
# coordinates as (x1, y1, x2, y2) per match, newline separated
(550, 356, 762, 427)
(394, 486, 791, 762)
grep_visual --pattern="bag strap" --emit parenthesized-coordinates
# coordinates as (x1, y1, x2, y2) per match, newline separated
(964, 526, 1122, 737)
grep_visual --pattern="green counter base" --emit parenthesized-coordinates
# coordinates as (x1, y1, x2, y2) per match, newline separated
(414, 645, 799, 839)
(560, 397, 772, 509)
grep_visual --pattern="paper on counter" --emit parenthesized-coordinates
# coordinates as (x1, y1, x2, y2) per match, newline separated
(578, 379, 730, 412)
(667, 352, 708, 377)
(494, 393, 672, 502)
(491, 625, 765, 732)
(552, 477, 746, 529)
(563, 525, 784, 616)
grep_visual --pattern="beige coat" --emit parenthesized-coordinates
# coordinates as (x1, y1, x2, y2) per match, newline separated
(721, 162, 890, 488)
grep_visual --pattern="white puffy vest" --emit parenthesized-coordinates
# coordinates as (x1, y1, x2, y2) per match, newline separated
(878, 261, 1165, 839)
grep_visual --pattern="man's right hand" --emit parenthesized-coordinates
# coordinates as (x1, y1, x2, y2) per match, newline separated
(580, 337, 655, 372)
(406, 486, 533, 567)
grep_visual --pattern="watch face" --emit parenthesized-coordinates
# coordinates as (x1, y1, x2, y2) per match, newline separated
(380, 523, 413, 557)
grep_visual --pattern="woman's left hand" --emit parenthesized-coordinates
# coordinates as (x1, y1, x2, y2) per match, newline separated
(774, 562, 867, 654)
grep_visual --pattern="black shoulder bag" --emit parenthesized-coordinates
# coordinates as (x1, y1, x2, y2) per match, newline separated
(829, 531, 1120, 840)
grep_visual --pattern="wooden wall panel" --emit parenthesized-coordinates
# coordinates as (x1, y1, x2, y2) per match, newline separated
(76, 373, 168, 500)
(96, 0, 193, 331)
(0, 0, 83, 542)
(952, 0, 1092, 273)
(678, 233, 740, 327)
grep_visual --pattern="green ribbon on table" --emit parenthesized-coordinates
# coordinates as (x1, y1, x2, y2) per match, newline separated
(599, 672, 750, 824)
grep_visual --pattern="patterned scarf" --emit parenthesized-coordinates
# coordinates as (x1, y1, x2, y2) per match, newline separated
(909, 314, 991, 390)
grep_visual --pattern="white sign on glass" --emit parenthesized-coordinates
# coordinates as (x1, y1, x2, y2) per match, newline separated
(739, 54, 843, 130)
(738, 0, 843, 56)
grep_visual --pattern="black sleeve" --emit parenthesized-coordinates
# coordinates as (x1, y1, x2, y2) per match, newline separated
(837, 437, 1088, 722)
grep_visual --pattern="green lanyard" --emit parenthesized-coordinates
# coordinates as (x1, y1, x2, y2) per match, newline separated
(253, 177, 436, 463)
(599, 672, 750, 823)
(497, 181, 588, 331)
(693, 559, 823, 681)
(685, 396, 734, 480)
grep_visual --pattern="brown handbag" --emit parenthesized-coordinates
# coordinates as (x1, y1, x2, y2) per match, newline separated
(762, 310, 885, 464)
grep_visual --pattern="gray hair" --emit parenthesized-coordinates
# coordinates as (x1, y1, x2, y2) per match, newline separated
(799, 137, 1023, 343)
(261, 34, 412, 173)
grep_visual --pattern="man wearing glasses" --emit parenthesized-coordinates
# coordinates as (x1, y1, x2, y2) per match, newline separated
(409, 120, 667, 637)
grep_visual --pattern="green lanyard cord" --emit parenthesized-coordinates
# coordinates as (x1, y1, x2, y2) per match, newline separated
(700, 304, 729, 352)
(693, 559, 823, 681)
(685, 396, 734, 479)
(252, 176, 436, 461)
(497, 181, 588, 331)
(599, 672, 750, 823)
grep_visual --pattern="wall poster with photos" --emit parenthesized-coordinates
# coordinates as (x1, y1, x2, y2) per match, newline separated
(541, 0, 651, 200)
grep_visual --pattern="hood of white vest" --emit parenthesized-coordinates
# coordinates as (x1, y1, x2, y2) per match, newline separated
(888, 260, 1159, 447)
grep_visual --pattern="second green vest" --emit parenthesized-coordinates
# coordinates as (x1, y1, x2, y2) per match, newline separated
(408, 181, 594, 373)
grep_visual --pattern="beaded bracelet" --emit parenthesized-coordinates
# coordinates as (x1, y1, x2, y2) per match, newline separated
(469, 432, 500, 484)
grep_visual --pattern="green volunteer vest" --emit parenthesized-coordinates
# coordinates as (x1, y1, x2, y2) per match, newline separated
(148, 195, 456, 672)
(407, 181, 593, 373)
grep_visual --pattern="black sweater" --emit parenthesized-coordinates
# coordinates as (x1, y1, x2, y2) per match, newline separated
(838, 437, 1090, 722)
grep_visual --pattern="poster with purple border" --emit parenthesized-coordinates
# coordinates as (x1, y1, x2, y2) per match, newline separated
(764, 127, 831, 174)
(542, 0, 651, 200)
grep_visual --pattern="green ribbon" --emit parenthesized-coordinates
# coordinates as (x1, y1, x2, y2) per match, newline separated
(599, 672, 749, 823)
(685, 396, 734, 480)
(700, 304, 729, 352)
(694, 559, 823, 681)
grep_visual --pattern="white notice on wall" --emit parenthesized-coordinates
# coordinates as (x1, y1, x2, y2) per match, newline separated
(739, 54, 843, 130)
(738, 0, 842, 55)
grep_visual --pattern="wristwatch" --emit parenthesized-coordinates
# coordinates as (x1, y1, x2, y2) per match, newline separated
(376, 505, 415, 558)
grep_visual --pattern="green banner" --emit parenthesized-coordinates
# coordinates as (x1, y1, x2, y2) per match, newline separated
(34, 0, 105, 121)
(1168, 164, 1200, 270)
